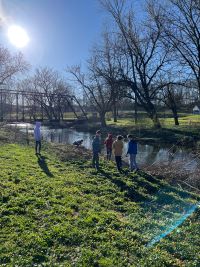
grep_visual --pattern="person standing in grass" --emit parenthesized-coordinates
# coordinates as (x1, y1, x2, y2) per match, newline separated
(104, 133, 113, 160)
(126, 134, 138, 171)
(92, 130, 101, 170)
(34, 121, 42, 155)
(112, 135, 124, 172)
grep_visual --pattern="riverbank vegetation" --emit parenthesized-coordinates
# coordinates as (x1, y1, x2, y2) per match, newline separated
(73, 113, 200, 147)
(1, 127, 200, 266)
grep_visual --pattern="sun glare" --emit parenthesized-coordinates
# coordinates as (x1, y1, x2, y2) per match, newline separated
(7, 25, 30, 48)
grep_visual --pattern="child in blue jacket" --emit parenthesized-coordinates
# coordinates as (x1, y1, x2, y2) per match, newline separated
(126, 134, 138, 171)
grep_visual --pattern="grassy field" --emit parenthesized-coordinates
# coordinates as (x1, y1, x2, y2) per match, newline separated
(105, 114, 200, 145)
(0, 128, 200, 266)
(106, 113, 200, 128)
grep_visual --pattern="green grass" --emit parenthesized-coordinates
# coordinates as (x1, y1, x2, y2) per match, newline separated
(1, 137, 200, 266)
(105, 114, 200, 145)
(107, 114, 200, 128)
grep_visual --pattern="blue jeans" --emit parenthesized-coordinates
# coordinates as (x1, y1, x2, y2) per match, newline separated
(35, 141, 41, 154)
(129, 154, 138, 170)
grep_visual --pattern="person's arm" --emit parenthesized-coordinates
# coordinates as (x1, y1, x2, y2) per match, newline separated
(112, 142, 115, 150)
(126, 142, 130, 156)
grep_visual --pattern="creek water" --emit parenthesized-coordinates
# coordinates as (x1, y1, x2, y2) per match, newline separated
(8, 122, 199, 172)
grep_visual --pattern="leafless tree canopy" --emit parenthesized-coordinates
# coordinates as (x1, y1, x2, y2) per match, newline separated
(151, 0, 200, 95)
(17, 67, 73, 121)
(0, 45, 29, 85)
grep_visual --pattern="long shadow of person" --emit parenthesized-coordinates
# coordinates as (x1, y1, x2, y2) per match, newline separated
(37, 155, 54, 177)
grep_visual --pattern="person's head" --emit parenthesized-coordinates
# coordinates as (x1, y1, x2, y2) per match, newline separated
(128, 134, 136, 141)
(96, 130, 101, 136)
(108, 133, 112, 138)
(117, 135, 123, 141)
(80, 139, 83, 143)
(35, 121, 41, 128)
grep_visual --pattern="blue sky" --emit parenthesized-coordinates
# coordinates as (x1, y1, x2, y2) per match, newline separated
(0, 0, 144, 74)
(0, 0, 105, 73)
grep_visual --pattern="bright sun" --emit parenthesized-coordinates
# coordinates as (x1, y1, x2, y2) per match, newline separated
(7, 25, 30, 48)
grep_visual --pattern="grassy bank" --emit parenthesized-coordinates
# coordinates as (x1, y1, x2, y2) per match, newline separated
(0, 128, 200, 266)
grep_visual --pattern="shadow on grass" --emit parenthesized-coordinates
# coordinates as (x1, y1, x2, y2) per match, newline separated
(98, 168, 150, 202)
(140, 171, 198, 201)
(37, 155, 54, 177)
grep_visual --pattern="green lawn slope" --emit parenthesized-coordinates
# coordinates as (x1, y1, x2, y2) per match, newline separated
(0, 141, 200, 266)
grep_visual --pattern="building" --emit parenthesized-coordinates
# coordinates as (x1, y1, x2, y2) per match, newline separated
(192, 105, 200, 114)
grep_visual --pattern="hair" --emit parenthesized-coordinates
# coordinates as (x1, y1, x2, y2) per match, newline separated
(96, 130, 101, 135)
(117, 135, 123, 140)
(127, 134, 133, 139)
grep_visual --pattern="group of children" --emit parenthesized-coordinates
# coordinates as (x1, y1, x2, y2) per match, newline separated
(33, 122, 138, 172)
(92, 130, 138, 173)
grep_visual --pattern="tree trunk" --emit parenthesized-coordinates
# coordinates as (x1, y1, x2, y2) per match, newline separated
(113, 100, 117, 122)
(134, 96, 138, 124)
(172, 107, 179, 125)
(148, 104, 161, 128)
(152, 113, 161, 128)
(99, 112, 107, 127)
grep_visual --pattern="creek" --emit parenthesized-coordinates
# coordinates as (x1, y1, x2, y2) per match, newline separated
(8, 122, 199, 172)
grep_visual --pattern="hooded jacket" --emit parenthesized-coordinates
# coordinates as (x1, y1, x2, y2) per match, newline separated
(112, 140, 123, 156)
(127, 140, 137, 154)
(92, 135, 101, 153)
(104, 135, 113, 149)
(34, 122, 41, 141)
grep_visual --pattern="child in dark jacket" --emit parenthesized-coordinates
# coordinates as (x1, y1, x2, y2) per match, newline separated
(104, 133, 113, 160)
(126, 134, 138, 171)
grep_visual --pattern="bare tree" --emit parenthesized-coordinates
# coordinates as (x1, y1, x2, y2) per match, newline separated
(68, 64, 113, 127)
(100, 0, 174, 128)
(153, 0, 200, 97)
(90, 33, 122, 122)
(0, 45, 29, 85)
(19, 68, 73, 121)
(160, 84, 184, 125)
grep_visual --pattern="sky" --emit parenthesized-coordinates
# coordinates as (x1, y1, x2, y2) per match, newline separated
(0, 0, 106, 73)
(0, 0, 144, 74)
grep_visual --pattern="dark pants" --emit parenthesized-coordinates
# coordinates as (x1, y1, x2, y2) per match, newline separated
(35, 141, 41, 154)
(106, 148, 112, 160)
(115, 156, 122, 171)
(92, 152, 99, 170)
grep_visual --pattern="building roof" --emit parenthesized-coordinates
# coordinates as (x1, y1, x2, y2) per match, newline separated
(193, 105, 200, 111)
